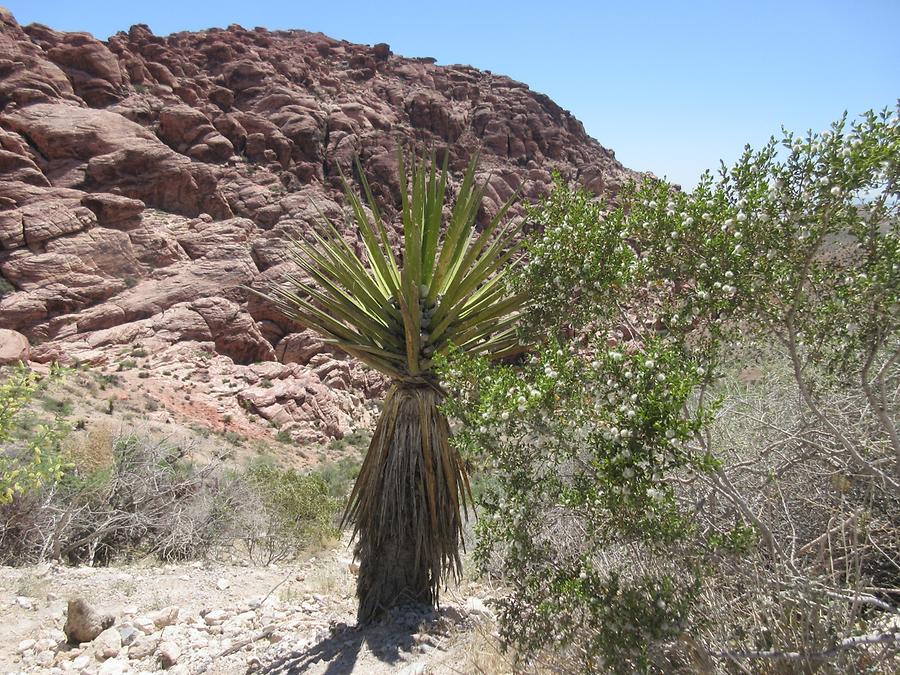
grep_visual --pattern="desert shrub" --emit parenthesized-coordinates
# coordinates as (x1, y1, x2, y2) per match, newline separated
(442, 107, 899, 672)
(0, 365, 72, 505)
(313, 453, 363, 499)
(239, 463, 341, 565)
(0, 427, 342, 566)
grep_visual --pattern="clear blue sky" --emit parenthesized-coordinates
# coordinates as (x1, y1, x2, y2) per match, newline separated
(7, 1, 899, 188)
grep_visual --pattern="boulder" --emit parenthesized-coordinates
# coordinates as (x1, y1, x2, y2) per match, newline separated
(0, 328, 29, 364)
(64, 598, 114, 644)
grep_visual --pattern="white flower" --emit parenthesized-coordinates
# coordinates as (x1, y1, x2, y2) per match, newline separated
(644, 359, 655, 368)
(656, 373, 666, 382)
(737, 211, 747, 222)
(830, 186, 842, 197)
(724, 270, 734, 278)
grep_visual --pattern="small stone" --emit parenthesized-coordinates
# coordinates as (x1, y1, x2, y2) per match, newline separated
(151, 606, 180, 629)
(117, 625, 139, 646)
(216, 577, 230, 590)
(98, 657, 128, 675)
(17, 638, 36, 653)
(93, 626, 122, 659)
(35, 637, 57, 651)
(72, 654, 91, 669)
(203, 609, 228, 626)
(15, 595, 34, 610)
(127, 635, 158, 660)
(134, 615, 156, 635)
(35, 650, 55, 666)
(158, 640, 181, 668)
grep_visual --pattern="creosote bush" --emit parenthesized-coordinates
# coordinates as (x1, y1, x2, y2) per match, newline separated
(441, 107, 899, 673)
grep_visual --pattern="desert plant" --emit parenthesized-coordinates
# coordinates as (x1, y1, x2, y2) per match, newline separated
(0, 365, 72, 505)
(442, 107, 899, 672)
(263, 151, 526, 622)
(241, 464, 340, 565)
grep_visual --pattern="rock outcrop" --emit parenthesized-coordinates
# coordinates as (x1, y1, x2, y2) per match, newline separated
(0, 8, 641, 443)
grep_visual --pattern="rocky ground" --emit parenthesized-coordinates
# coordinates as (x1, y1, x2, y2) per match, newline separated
(1, 537, 509, 675)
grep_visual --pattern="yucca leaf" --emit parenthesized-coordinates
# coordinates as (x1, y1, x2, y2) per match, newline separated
(341, 172, 400, 297)
(353, 158, 402, 291)
(421, 152, 448, 286)
(428, 153, 481, 301)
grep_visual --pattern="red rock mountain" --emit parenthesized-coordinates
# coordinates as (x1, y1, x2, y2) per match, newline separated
(0, 7, 640, 446)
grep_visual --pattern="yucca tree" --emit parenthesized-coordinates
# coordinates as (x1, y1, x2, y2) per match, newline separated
(265, 151, 526, 622)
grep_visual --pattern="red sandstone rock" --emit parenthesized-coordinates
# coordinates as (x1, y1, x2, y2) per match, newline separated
(0, 8, 642, 441)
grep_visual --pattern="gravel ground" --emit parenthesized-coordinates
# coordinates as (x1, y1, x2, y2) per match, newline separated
(1, 540, 505, 675)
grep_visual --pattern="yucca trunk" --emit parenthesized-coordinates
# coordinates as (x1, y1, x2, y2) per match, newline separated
(347, 381, 469, 623)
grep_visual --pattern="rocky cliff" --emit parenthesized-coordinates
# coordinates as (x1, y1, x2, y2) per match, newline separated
(0, 7, 640, 446)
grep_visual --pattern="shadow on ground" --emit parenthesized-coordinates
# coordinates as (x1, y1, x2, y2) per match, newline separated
(263, 605, 465, 674)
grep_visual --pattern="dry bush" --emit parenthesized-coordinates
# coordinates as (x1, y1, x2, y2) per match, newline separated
(678, 349, 900, 673)
(62, 423, 115, 473)
(0, 431, 341, 567)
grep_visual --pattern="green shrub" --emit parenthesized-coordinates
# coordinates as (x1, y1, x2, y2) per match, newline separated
(242, 465, 340, 564)
(0, 365, 72, 504)
(442, 107, 900, 672)
(312, 454, 363, 499)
